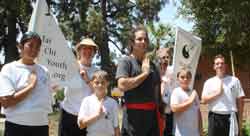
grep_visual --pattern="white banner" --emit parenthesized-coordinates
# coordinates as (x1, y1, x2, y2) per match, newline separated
(172, 27, 202, 90)
(28, 0, 81, 88)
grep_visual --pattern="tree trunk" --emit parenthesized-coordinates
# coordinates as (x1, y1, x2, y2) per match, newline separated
(4, 0, 19, 64)
(100, 0, 111, 71)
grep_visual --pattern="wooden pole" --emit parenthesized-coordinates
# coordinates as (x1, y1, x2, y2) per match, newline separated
(230, 50, 235, 76)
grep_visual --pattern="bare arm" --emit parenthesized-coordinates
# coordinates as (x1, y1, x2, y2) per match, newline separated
(118, 58, 150, 92)
(201, 90, 222, 104)
(78, 99, 104, 129)
(78, 112, 101, 129)
(171, 91, 197, 113)
(118, 72, 149, 92)
(202, 80, 223, 104)
(114, 127, 120, 136)
(160, 81, 166, 96)
(0, 72, 37, 108)
(237, 96, 244, 136)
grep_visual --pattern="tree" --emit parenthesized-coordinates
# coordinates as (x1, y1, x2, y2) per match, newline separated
(0, 0, 33, 64)
(179, 0, 250, 69)
(51, 0, 168, 74)
(147, 22, 174, 49)
(1, 0, 169, 81)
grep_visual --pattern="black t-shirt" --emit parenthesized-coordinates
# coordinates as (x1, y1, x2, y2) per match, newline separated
(116, 56, 161, 104)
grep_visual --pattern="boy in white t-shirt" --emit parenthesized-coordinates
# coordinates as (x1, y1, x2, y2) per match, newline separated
(0, 32, 52, 136)
(78, 70, 120, 136)
(170, 68, 202, 136)
(202, 54, 245, 136)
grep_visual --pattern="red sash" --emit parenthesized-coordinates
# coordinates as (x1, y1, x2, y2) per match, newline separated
(125, 102, 164, 136)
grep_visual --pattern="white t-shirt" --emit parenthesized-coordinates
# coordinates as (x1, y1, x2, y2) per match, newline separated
(0, 61, 53, 126)
(162, 66, 175, 113)
(61, 64, 98, 115)
(0, 73, 15, 96)
(171, 87, 200, 136)
(78, 94, 119, 136)
(202, 75, 245, 114)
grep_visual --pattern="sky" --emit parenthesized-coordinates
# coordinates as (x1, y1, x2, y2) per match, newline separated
(158, 1, 194, 31)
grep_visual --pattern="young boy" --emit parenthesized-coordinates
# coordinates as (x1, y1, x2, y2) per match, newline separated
(78, 70, 120, 136)
(170, 68, 202, 136)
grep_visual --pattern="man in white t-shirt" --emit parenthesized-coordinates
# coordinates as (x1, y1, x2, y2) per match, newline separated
(202, 54, 245, 136)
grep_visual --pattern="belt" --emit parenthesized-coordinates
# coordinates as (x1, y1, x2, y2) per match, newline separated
(125, 102, 164, 136)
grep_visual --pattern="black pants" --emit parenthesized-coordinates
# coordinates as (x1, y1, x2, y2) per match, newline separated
(208, 112, 230, 136)
(58, 109, 87, 136)
(122, 109, 159, 136)
(164, 112, 173, 136)
(4, 121, 48, 136)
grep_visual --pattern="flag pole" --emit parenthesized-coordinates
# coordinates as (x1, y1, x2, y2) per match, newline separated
(230, 50, 235, 76)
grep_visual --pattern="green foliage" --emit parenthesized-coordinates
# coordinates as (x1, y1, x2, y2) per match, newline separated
(50, 0, 168, 87)
(146, 22, 174, 62)
(54, 88, 65, 101)
(179, 0, 250, 69)
(243, 120, 250, 136)
(51, 0, 168, 58)
(147, 22, 175, 49)
(0, 0, 33, 63)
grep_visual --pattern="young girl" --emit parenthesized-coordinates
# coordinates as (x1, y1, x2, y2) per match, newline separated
(170, 68, 202, 136)
(0, 31, 52, 136)
(78, 70, 120, 136)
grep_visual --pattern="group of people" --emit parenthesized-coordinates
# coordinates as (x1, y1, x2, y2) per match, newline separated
(0, 24, 245, 136)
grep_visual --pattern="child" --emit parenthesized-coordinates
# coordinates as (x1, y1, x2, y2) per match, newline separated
(170, 68, 202, 136)
(78, 70, 120, 136)
(0, 31, 52, 136)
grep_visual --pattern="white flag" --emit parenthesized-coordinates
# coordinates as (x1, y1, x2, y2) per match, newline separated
(172, 27, 202, 90)
(28, 0, 81, 88)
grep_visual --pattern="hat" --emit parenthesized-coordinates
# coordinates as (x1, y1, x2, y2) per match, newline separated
(75, 38, 98, 51)
(20, 31, 42, 45)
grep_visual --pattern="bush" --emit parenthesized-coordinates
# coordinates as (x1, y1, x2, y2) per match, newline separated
(53, 88, 65, 112)
(242, 120, 250, 136)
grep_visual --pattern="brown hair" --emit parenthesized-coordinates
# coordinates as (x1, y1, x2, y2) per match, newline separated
(177, 67, 192, 79)
(128, 24, 149, 53)
(91, 70, 110, 82)
(213, 54, 225, 64)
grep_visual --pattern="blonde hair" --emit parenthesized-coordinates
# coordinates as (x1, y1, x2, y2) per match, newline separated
(177, 67, 192, 79)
